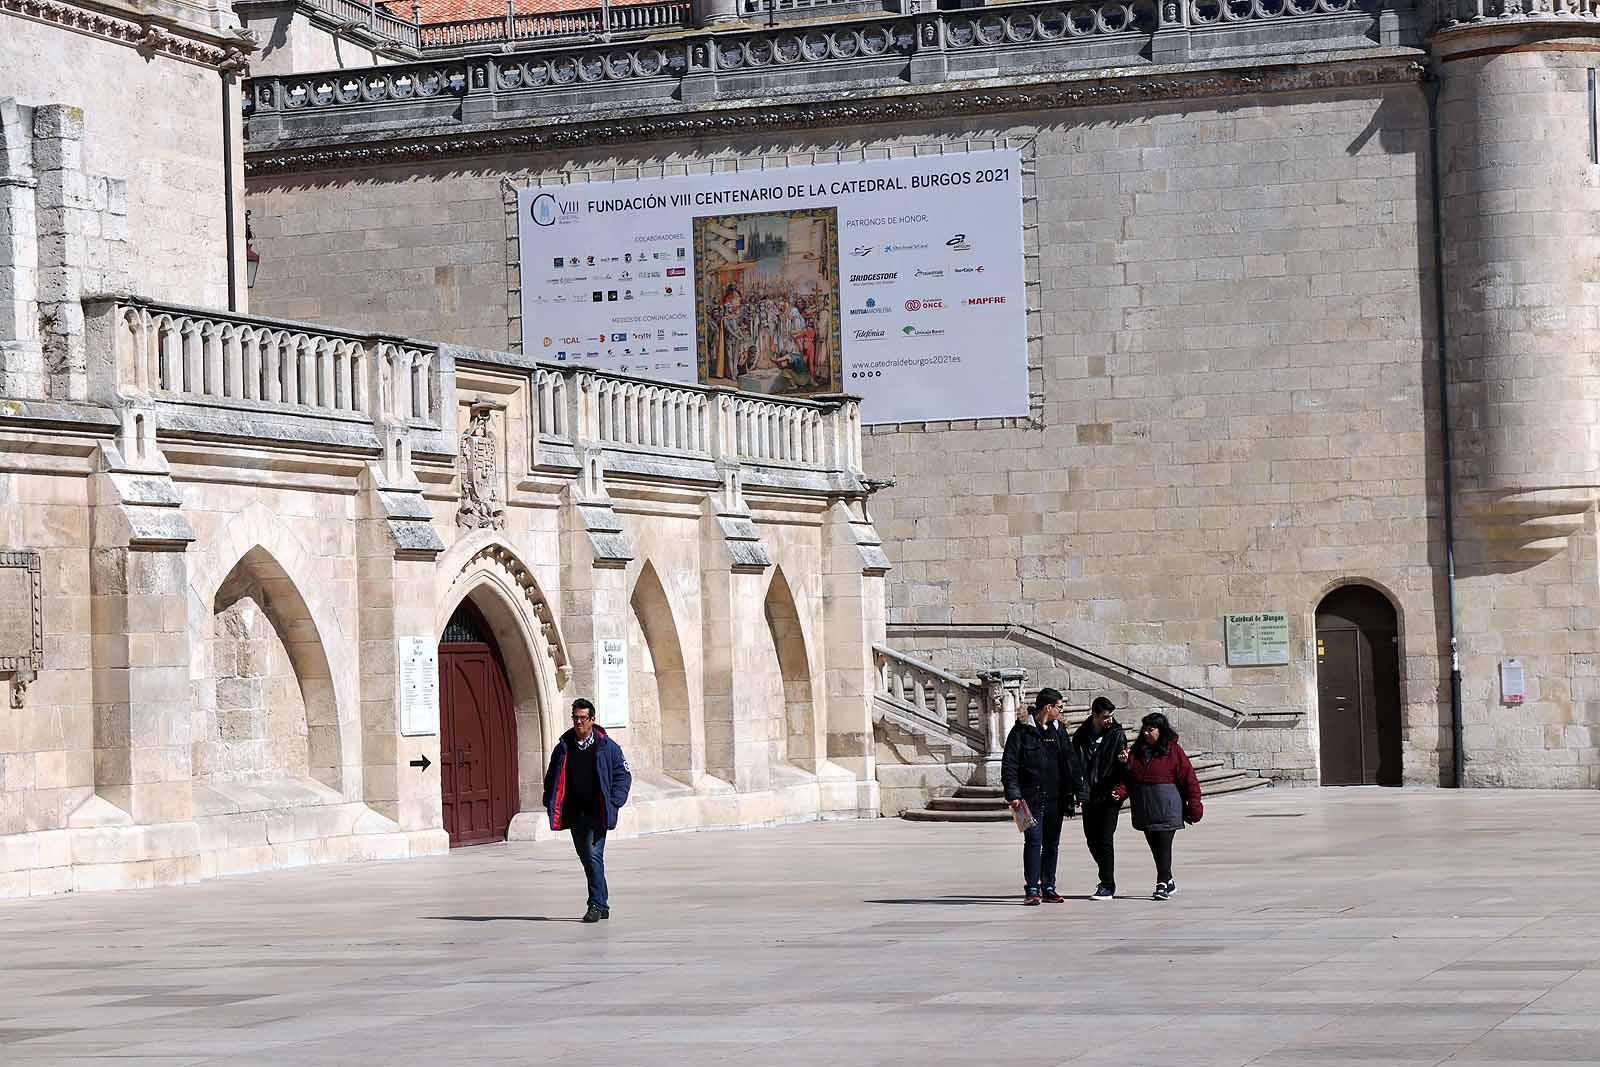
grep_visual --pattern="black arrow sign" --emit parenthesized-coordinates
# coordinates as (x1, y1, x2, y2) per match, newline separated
(409, 754, 432, 771)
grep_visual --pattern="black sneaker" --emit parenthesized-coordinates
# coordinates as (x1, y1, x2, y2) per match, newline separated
(1162, 880, 1177, 897)
(599, 906, 610, 920)
(1151, 883, 1170, 901)
(1091, 885, 1114, 902)
(582, 904, 603, 923)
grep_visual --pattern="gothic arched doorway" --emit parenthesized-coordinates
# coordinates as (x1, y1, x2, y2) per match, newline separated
(1314, 585, 1403, 786)
(439, 600, 519, 845)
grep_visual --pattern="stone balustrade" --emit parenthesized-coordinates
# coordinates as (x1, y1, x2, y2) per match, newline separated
(873, 644, 989, 750)
(583, 373, 713, 457)
(1434, 0, 1600, 27)
(87, 300, 863, 490)
(105, 300, 439, 427)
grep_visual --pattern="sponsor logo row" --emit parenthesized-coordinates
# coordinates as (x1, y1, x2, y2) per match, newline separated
(552, 249, 686, 267)
(849, 233, 975, 257)
(847, 266, 987, 284)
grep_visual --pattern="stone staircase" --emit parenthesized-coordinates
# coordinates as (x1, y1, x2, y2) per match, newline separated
(870, 643, 1275, 820)
(901, 751, 1271, 822)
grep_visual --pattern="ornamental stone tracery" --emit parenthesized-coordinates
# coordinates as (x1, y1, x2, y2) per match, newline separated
(455, 543, 572, 688)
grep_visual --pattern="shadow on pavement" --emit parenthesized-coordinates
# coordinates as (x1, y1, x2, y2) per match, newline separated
(863, 895, 1023, 906)
(422, 915, 582, 922)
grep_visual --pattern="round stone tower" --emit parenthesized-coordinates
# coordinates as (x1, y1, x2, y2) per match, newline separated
(1434, 5, 1600, 557)
(1433, 2, 1600, 788)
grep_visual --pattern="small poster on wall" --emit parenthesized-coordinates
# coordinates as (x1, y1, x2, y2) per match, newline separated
(596, 637, 629, 729)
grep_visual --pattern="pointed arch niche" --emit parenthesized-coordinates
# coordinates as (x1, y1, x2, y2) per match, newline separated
(436, 539, 570, 817)
(195, 545, 344, 793)
(765, 565, 819, 773)
(629, 561, 693, 786)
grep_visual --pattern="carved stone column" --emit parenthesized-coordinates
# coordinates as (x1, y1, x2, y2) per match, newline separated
(693, 0, 740, 26)
(976, 668, 1025, 784)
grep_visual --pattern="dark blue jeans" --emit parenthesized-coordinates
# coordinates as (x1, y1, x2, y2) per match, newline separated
(1021, 797, 1064, 894)
(570, 824, 609, 908)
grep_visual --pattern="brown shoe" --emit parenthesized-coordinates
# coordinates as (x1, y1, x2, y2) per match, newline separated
(1042, 890, 1066, 903)
(1023, 894, 1042, 906)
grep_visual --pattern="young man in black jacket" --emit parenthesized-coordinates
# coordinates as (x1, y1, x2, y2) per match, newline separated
(1072, 696, 1127, 901)
(1001, 687, 1085, 905)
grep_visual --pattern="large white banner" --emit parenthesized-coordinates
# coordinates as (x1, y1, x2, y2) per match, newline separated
(517, 150, 1027, 425)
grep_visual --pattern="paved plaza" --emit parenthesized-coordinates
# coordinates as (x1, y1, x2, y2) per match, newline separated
(2, 788, 1599, 1066)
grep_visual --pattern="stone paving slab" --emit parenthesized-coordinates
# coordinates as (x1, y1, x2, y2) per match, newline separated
(1, 788, 1598, 1065)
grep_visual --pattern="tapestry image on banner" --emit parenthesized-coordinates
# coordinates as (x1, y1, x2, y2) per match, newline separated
(694, 207, 842, 397)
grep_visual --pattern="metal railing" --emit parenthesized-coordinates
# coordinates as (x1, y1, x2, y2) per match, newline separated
(309, 0, 422, 47)
(885, 621, 1305, 728)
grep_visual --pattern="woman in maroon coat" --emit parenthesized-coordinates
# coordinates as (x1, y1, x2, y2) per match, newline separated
(1113, 712, 1202, 900)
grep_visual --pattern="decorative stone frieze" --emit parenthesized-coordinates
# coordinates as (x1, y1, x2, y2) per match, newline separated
(243, 0, 1422, 175)
(0, 0, 255, 69)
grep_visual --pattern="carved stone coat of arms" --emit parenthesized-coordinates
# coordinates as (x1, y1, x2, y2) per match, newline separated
(457, 406, 506, 530)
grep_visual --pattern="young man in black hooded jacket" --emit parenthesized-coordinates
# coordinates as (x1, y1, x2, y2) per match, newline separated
(1002, 688, 1085, 905)
(1072, 696, 1127, 900)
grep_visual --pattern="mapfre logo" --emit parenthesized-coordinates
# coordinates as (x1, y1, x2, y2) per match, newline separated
(904, 298, 945, 312)
(964, 296, 1007, 305)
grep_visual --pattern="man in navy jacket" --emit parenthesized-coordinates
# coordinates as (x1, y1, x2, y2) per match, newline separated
(543, 697, 632, 923)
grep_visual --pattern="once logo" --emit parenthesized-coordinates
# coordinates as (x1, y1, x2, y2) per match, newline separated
(905, 298, 945, 312)
(904, 299, 921, 312)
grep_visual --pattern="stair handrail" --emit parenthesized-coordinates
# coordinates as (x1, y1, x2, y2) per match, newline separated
(885, 621, 1255, 729)
(871, 643, 988, 750)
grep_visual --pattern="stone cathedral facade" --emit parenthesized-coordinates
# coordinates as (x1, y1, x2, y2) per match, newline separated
(236, 0, 1600, 793)
(0, 0, 890, 897)
(5, 0, 1600, 897)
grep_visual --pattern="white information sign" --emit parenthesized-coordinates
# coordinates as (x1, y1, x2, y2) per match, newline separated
(517, 150, 1028, 424)
(1501, 658, 1525, 705)
(596, 637, 629, 729)
(397, 635, 439, 736)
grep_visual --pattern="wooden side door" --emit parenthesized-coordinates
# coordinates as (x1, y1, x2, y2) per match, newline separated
(439, 643, 517, 847)
(1316, 627, 1367, 786)
(1316, 585, 1403, 787)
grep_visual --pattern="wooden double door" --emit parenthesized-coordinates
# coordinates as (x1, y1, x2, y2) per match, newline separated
(1314, 586, 1402, 786)
(438, 608, 519, 846)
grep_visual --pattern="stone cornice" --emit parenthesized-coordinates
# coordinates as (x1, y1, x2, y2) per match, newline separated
(245, 49, 1426, 176)
(0, 0, 255, 69)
